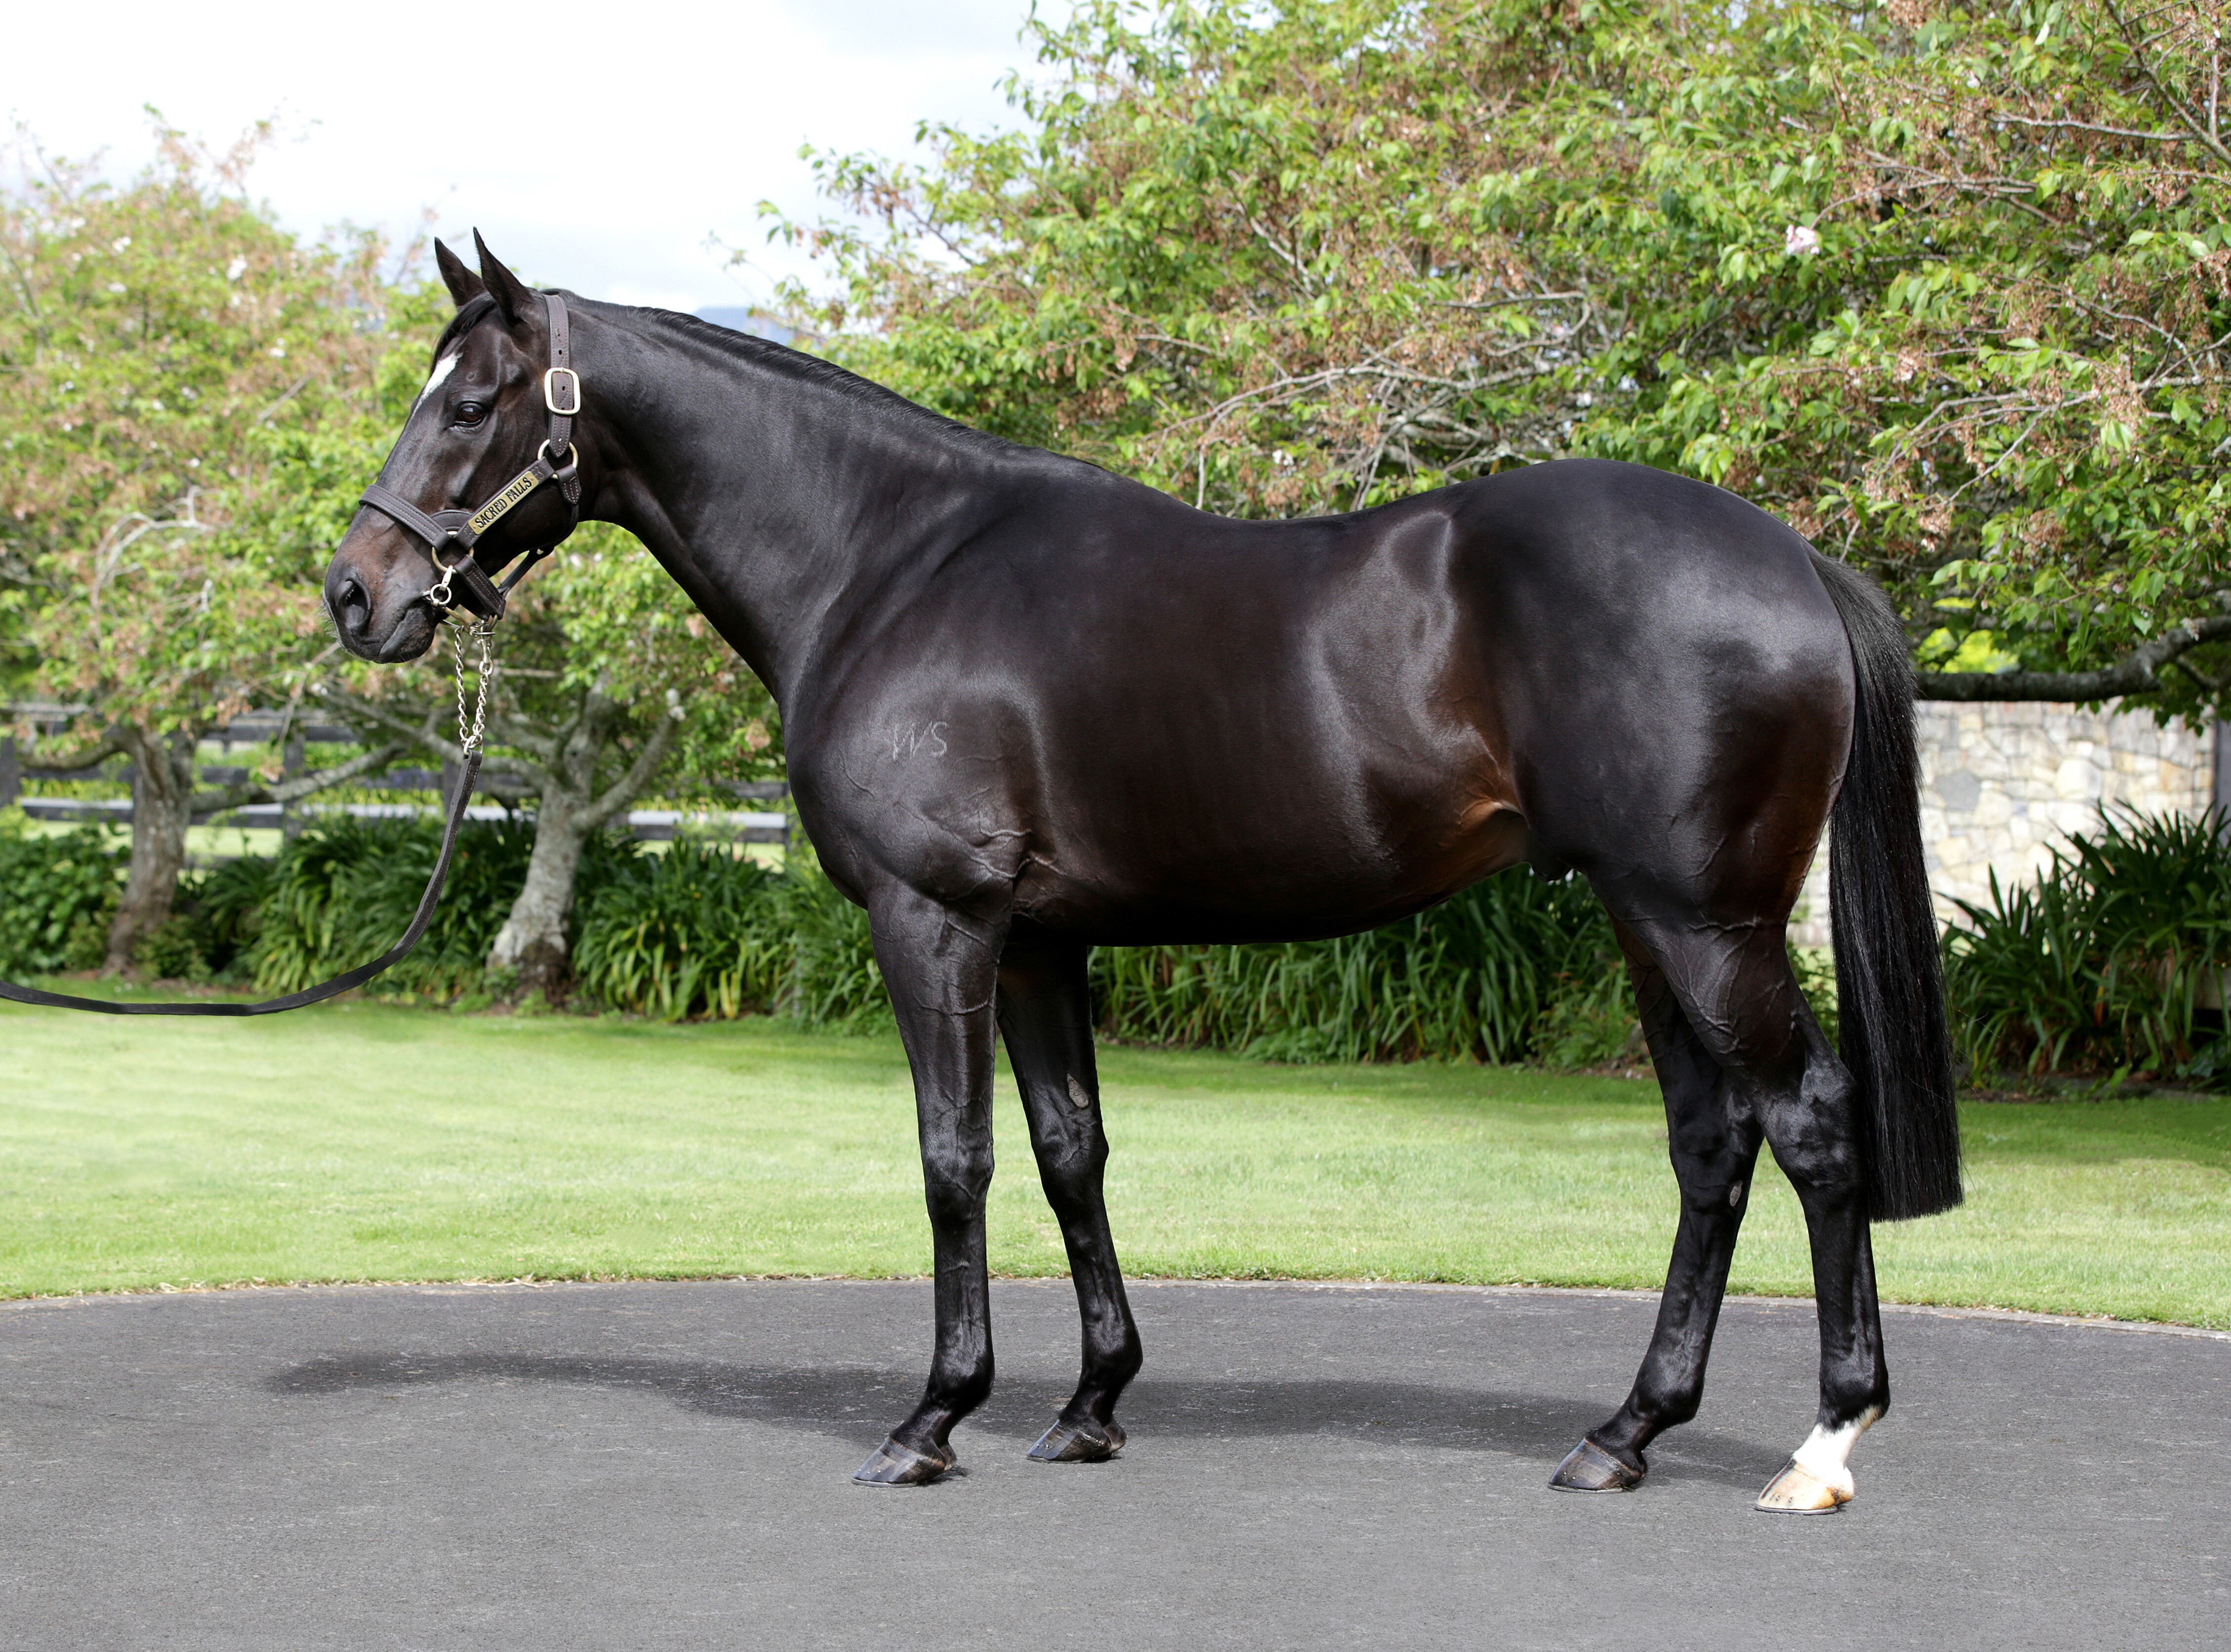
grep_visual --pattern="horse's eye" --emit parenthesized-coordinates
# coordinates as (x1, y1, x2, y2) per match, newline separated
(453, 401, 489, 428)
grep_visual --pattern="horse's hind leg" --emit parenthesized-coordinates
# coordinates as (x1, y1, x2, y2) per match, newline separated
(1551, 921, 1763, 1493)
(1557, 908, 1889, 1511)
(1754, 1060, 1890, 1515)
(995, 931, 1143, 1462)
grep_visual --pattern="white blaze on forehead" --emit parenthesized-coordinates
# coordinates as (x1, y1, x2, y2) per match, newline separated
(415, 350, 462, 408)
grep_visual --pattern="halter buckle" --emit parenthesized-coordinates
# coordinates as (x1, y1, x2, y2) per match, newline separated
(543, 367, 582, 417)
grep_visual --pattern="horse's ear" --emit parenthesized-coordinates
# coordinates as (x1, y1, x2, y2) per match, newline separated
(473, 229, 537, 328)
(434, 238, 486, 309)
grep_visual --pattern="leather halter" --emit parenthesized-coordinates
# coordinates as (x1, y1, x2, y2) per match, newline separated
(358, 291, 584, 620)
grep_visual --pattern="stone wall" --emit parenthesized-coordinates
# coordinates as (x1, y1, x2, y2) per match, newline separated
(1790, 700, 2220, 947)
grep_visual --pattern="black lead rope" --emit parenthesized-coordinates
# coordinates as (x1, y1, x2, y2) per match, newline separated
(0, 293, 586, 1019)
(0, 750, 482, 1018)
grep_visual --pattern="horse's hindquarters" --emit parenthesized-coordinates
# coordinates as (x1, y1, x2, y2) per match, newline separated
(1455, 462, 1853, 923)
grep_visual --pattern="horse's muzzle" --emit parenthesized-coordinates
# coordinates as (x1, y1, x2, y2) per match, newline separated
(325, 534, 440, 663)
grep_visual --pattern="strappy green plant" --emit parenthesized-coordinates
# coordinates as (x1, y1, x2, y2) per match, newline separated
(1943, 808, 2231, 1083)
(247, 814, 637, 1001)
(1090, 869, 1619, 1065)
(573, 839, 792, 1022)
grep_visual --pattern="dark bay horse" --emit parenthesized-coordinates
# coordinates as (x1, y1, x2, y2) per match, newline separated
(325, 238, 1960, 1514)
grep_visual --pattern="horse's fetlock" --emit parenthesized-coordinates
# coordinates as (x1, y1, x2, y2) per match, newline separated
(1095, 1332, 1145, 1386)
(1633, 1382, 1703, 1433)
(1823, 1377, 1889, 1429)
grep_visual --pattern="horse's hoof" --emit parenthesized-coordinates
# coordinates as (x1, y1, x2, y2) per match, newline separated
(1027, 1416, 1126, 1463)
(1755, 1457, 1852, 1514)
(853, 1436, 953, 1487)
(1549, 1437, 1645, 1492)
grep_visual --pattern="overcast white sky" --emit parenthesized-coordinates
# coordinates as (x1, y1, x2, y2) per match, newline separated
(4, 0, 1052, 312)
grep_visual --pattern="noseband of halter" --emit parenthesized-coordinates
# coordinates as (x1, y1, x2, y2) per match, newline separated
(358, 291, 584, 621)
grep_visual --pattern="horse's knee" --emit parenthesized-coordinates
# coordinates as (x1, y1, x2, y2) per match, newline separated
(922, 1154, 994, 1228)
(1666, 1116, 1760, 1209)
(1032, 1136, 1107, 1215)
(1670, 1140, 1757, 1209)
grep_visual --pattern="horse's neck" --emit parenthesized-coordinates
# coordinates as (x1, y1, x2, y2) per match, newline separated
(581, 305, 1007, 705)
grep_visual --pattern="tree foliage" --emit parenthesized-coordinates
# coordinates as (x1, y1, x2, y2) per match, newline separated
(1, 127, 395, 727)
(531, 522, 784, 794)
(778, 0, 2231, 711)
(0, 127, 426, 966)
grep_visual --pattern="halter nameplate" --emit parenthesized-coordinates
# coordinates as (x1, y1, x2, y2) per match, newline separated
(467, 464, 548, 537)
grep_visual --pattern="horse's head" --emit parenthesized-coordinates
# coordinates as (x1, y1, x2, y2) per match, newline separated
(325, 234, 591, 662)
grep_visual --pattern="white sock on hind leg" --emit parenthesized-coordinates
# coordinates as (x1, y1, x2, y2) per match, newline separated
(1790, 1406, 1882, 1498)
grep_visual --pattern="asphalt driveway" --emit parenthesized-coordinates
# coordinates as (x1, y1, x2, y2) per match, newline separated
(0, 1279, 2222, 1651)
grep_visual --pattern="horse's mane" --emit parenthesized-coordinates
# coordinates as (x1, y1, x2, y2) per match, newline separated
(628, 306, 1032, 462)
(427, 289, 1043, 466)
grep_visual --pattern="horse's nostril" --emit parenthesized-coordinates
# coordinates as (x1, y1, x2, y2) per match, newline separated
(334, 576, 369, 633)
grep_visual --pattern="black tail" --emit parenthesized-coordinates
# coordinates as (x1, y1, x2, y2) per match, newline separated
(1809, 551, 1963, 1220)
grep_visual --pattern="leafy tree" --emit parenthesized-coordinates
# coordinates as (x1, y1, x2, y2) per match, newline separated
(1, 128, 406, 969)
(774, 0, 2231, 713)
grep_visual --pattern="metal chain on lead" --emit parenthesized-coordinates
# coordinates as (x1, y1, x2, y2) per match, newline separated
(450, 618, 495, 756)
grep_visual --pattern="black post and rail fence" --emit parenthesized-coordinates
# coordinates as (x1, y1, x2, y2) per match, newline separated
(0, 716, 791, 851)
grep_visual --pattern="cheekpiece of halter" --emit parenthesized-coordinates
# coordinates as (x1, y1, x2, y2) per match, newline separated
(356, 291, 584, 623)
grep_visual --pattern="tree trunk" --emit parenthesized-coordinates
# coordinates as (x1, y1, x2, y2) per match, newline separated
(280, 729, 306, 840)
(489, 786, 592, 1002)
(106, 725, 197, 975)
(485, 687, 680, 1003)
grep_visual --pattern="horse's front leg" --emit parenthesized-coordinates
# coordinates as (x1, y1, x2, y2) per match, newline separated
(995, 931, 1142, 1464)
(853, 883, 1008, 1487)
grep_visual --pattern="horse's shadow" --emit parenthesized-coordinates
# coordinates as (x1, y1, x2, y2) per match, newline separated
(267, 1353, 1784, 1489)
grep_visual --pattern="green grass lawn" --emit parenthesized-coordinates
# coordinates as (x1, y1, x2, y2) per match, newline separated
(2, 997, 2225, 1325)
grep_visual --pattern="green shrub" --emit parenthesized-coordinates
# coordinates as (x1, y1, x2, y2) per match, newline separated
(247, 815, 637, 1000)
(132, 914, 209, 982)
(183, 854, 282, 979)
(569, 842, 900, 1028)
(1790, 944, 1840, 1051)
(1090, 869, 1617, 1064)
(573, 839, 790, 1021)
(127, 856, 285, 983)
(122, 811, 1849, 1076)
(0, 811, 123, 976)
(1534, 969, 1639, 1071)
(1943, 808, 2231, 1082)
(775, 860, 891, 1031)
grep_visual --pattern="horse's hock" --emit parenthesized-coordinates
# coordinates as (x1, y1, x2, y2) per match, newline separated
(1791, 698, 2225, 944)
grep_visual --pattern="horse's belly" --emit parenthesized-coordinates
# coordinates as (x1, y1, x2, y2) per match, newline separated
(1012, 792, 1531, 946)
